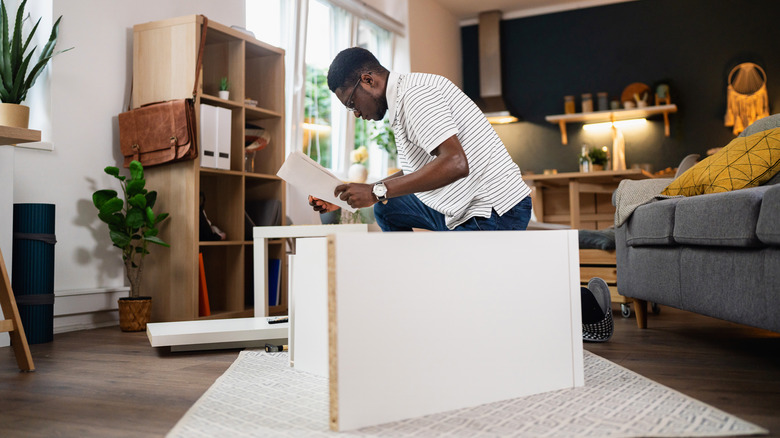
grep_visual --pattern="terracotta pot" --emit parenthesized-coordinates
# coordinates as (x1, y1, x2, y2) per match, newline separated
(591, 164, 604, 171)
(0, 103, 30, 128)
(117, 297, 152, 332)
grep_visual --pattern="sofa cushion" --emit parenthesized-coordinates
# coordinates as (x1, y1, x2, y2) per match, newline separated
(661, 127, 780, 196)
(625, 197, 682, 246)
(757, 184, 780, 245)
(674, 186, 773, 247)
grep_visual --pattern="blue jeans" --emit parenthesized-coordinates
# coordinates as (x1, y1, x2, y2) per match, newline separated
(374, 194, 532, 231)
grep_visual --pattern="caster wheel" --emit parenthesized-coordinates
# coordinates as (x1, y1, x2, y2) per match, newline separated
(651, 303, 661, 314)
(621, 304, 631, 318)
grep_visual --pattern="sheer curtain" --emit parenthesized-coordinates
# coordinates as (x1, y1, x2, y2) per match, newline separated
(247, 0, 403, 225)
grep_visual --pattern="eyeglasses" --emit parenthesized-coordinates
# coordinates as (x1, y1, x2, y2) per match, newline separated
(344, 77, 362, 112)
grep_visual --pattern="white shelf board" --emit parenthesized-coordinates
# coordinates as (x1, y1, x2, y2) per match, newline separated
(146, 317, 288, 349)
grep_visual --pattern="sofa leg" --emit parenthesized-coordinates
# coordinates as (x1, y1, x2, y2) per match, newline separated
(633, 299, 648, 329)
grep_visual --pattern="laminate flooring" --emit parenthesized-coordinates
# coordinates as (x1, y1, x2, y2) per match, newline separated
(1, 305, 778, 437)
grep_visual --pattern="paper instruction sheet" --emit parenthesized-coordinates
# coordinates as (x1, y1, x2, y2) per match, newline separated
(277, 151, 357, 212)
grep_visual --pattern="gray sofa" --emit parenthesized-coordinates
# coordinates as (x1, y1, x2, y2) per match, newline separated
(615, 116, 780, 332)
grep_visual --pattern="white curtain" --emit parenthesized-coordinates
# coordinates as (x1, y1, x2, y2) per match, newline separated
(284, 0, 322, 225)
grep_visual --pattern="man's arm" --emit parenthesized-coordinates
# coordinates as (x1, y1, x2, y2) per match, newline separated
(334, 134, 468, 209)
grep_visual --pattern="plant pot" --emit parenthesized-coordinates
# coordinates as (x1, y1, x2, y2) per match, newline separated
(218, 90, 230, 100)
(0, 103, 30, 128)
(348, 163, 368, 183)
(117, 296, 152, 332)
(591, 164, 604, 171)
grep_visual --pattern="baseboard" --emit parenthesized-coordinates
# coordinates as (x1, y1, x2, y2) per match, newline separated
(53, 287, 129, 334)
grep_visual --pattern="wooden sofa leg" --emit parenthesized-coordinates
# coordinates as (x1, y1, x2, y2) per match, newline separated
(633, 299, 648, 329)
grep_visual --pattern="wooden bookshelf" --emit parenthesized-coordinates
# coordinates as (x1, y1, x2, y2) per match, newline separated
(131, 15, 286, 322)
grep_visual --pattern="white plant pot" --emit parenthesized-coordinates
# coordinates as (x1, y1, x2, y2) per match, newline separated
(348, 163, 368, 183)
(218, 90, 230, 100)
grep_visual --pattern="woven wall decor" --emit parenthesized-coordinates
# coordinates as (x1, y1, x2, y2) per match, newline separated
(724, 62, 769, 135)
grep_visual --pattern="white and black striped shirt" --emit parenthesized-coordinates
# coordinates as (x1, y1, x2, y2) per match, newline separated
(386, 72, 531, 229)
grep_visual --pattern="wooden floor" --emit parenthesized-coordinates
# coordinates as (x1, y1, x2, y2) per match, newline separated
(1, 306, 779, 437)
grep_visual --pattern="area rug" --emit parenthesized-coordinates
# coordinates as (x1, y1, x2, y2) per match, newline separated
(167, 350, 767, 437)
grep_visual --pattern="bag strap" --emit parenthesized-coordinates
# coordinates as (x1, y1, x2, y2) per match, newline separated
(192, 15, 209, 98)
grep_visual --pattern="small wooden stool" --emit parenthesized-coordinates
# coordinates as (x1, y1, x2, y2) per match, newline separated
(0, 247, 35, 371)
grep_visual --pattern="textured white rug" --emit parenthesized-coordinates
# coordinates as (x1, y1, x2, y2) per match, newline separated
(168, 350, 767, 437)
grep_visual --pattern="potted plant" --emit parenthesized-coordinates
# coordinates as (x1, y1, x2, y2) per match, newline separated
(370, 118, 399, 175)
(93, 160, 170, 331)
(588, 146, 609, 171)
(218, 77, 229, 100)
(0, 0, 72, 128)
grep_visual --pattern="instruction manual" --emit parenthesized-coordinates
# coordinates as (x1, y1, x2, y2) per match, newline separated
(277, 151, 357, 212)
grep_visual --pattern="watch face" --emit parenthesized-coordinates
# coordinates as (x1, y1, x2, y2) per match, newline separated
(374, 183, 387, 197)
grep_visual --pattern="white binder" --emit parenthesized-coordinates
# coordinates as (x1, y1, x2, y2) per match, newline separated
(199, 104, 218, 168)
(216, 107, 232, 170)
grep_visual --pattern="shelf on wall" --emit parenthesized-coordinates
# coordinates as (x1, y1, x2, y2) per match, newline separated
(545, 104, 677, 144)
(0, 125, 41, 145)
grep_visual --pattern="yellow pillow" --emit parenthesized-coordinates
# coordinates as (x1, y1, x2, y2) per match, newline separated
(662, 127, 780, 196)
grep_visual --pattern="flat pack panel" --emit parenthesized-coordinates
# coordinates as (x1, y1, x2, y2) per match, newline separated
(289, 238, 329, 376)
(329, 230, 583, 431)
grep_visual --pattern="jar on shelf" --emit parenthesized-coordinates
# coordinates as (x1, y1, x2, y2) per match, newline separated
(579, 145, 592, 173)
(581, 93, 594, 113)
(597, 92, 608, 111)
(564, 95, 576, 114)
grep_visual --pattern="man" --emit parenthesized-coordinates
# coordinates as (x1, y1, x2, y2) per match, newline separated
(308, 46, 532, 231)
(309, 47, 613, 341)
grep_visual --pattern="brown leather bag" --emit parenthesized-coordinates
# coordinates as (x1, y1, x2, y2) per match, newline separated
(118, 16, 208, 168)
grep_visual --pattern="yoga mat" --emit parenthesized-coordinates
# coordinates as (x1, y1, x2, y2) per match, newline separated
(12, 203, 56, 344)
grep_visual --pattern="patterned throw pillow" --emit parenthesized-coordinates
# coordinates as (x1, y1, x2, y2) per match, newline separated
(662, 127, 780, 196)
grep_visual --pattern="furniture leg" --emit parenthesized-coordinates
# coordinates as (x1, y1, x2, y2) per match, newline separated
(0, 247, 35, 371)
(633, 298, 647, 329)
(568, 180, 581, 228)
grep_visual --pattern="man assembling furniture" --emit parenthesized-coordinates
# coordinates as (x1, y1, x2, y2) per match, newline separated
(307, 47, 614, 342)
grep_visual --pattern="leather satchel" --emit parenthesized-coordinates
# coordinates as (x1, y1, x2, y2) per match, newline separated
(118, 16, 208, 168)
(118, 99, 197, 167)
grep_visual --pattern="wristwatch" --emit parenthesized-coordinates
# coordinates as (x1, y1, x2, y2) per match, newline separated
(372, 181, 388, 204)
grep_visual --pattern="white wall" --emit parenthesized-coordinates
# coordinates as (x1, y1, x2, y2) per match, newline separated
(10, 0, 245, 333)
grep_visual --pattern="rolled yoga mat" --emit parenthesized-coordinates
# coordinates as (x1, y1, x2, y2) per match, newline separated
(12, 203, 56, 344)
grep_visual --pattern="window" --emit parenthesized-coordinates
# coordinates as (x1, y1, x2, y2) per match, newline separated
(247, 0, 400, 180)
(302, 0, 396, 179)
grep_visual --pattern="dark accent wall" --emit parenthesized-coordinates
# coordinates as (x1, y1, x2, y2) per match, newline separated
(462, 0, 780, 174)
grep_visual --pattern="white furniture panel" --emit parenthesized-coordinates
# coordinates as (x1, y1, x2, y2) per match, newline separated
(329, 230, 583, 431)
(288, 237, 329, 376)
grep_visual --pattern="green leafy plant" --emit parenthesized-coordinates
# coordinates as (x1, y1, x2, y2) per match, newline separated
(219, 76, 229, 91)
(588, 146, 608, 166)
(93, 161, 170, 298)
(0, 0, 72, 104)
(370, 118, 397, 161)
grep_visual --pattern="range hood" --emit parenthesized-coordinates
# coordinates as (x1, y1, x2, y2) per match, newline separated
(478, 10, 519, 124)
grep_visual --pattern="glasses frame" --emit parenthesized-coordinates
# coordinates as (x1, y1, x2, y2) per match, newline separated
(344, 77, 362, 112)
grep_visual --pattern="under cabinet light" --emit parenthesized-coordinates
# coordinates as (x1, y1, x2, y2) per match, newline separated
(582, 118, 647, 131)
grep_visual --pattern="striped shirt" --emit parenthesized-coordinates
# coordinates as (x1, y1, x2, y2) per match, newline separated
(386, 72, 531, 229)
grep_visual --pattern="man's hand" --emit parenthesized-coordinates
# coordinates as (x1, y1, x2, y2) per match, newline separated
(335, 183, 376, 209)
(308, 195, 340, 214)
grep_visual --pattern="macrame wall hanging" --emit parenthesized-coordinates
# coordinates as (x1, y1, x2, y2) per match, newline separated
(724, 62, 769, 135)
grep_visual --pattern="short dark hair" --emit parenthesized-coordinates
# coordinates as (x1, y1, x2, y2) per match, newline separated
(327, 47, 387, 93)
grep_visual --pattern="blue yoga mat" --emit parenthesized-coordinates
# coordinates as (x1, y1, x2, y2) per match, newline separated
(12, 203, 56, 344)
